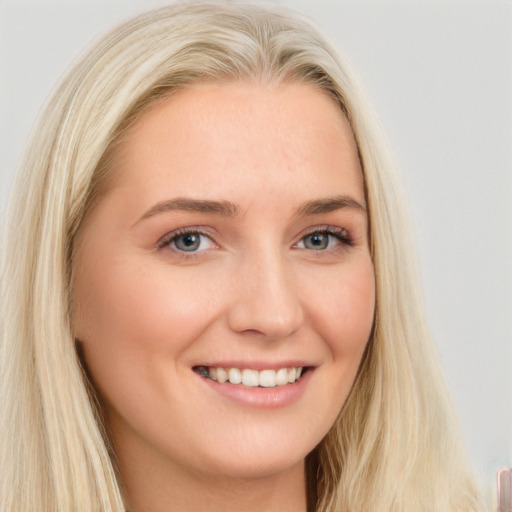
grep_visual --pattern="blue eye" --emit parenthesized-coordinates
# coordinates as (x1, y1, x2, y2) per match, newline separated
(296, 228, 352, 251)
(302, 232, 330, 250)
(167, 231, 214, 252)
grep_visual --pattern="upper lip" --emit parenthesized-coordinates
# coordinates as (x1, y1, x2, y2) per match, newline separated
(193, 361, 314, 371)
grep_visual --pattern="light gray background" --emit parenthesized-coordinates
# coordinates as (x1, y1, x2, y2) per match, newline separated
(1, 0, 510, 493)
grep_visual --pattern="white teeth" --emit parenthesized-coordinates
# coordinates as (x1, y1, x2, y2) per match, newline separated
(259, 369, 276, 388)
(275, 368, 288, 386)
(242, 369, 259, 387)
(198, 366, 305, 387)
(228, 367, 242, 385)
(217, 367, 228, 383)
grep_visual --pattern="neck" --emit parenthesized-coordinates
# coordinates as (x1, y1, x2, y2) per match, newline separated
(116, 439, 308, 512)
(123, 463, 308, 512)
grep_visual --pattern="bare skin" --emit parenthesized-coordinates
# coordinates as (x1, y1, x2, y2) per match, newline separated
(72, 81, 375, 512)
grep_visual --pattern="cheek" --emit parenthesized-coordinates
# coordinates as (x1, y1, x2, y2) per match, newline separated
(305, 258, 375, 359)
(72, 256, 218, 394)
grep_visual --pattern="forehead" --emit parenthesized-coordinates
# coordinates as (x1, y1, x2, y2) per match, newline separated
(104, 80, 365, 214)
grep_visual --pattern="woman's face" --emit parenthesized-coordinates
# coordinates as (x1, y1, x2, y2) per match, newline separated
(72, 81, 375, 482)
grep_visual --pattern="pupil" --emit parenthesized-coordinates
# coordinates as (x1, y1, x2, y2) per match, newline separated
(183, 235, 197, 246)
(175, 233, 201, 251)
(306, 233, 328, 250)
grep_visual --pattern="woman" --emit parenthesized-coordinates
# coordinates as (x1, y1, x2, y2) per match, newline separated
(0, 2, 485, 511)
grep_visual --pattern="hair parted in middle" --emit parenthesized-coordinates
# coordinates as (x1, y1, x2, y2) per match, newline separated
(0, 2, 483, 511)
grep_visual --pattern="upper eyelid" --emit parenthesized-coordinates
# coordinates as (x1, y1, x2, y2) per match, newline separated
(155, 224, 354, 250)
(301, 225, 347, 235)
(297, 225, 352, 240)
(156, 227, 217, 249)
(294, 226, 356, 251)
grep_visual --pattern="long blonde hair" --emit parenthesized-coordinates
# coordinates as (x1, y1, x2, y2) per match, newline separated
(0, 2, 484, 510)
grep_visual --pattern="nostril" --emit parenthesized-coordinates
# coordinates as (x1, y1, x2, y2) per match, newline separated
(226, 265, 304, 339)
(227, 303, 304, 340)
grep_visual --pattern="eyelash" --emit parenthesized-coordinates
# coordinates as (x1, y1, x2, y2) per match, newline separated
(156, 225, 354, 255)
(296, 226, 354, 250)
(156, 227, 214, 251)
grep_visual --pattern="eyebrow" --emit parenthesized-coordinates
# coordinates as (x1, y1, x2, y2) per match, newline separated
(137, 195, 366, 223)
(139, 198, 239, 220)
(297, 196, 366, 215)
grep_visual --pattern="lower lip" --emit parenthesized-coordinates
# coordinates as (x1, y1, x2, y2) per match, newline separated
(198, 369, 313, 409)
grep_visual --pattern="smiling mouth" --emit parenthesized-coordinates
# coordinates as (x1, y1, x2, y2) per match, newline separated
(194, 366, 309, 388)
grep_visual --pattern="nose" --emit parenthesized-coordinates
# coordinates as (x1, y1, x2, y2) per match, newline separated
(226, 249, 304, 340)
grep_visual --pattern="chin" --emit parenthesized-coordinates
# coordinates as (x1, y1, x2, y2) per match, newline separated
(203, 450, 307, 481)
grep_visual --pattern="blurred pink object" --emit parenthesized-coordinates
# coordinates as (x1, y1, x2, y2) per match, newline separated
(498, 467, 512, 512)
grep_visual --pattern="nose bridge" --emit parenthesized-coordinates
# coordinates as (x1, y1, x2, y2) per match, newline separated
(227, 243, 304, 339)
